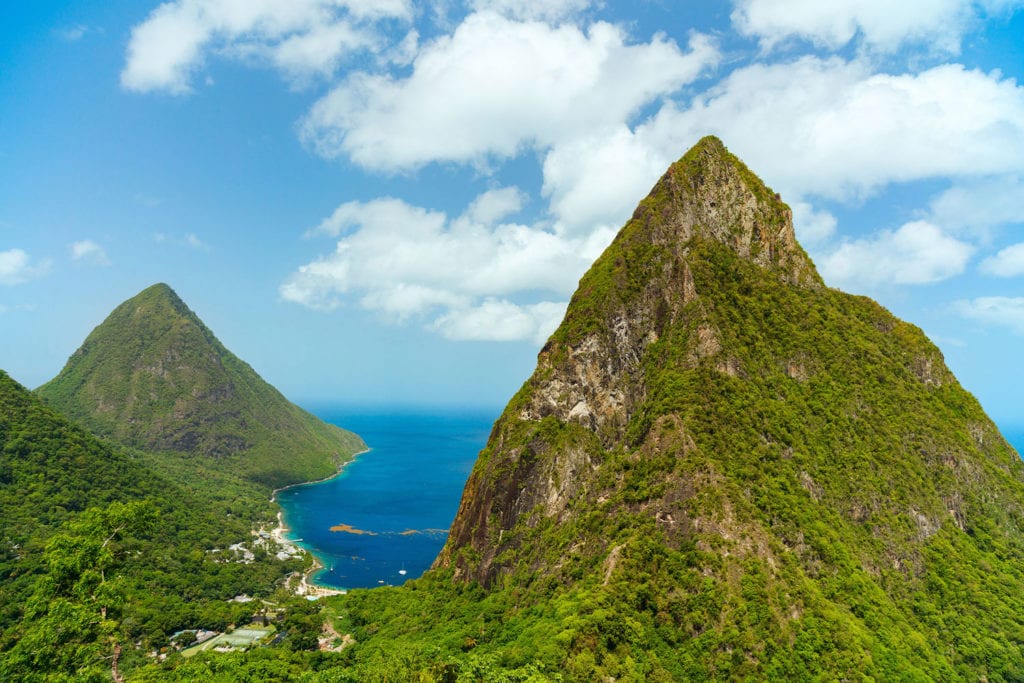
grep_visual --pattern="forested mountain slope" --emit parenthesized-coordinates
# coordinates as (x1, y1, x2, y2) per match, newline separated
(427, 136, 1024, 680)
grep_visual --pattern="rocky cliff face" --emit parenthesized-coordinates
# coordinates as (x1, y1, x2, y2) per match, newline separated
(436, 137, 834, 584)
(518, 137, 820, 445)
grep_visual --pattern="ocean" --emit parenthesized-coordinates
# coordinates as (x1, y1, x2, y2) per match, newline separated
(276, 407, 497, 590)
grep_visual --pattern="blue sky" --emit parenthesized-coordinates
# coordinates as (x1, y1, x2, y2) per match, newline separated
(1, 1, 1022, 427)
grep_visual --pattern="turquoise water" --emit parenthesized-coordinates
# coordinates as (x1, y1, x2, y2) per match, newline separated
(276, 408, 495, 590)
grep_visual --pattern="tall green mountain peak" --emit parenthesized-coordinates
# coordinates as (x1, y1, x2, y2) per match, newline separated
(37, 283, 364, 488)
(430, 137, 1024, 678)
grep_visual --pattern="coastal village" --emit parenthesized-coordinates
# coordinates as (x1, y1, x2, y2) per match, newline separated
(159, 517, 350, 661)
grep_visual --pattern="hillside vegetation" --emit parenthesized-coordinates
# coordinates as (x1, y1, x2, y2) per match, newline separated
(0, 371, 307, 681)
(4, 285, 367, 680)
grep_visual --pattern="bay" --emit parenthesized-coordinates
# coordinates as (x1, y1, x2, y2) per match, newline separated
(276, 407, 495, 590)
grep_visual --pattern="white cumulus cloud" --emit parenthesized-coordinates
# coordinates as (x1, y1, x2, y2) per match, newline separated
(636, 58, 1024, 202)
(123, 0, 1024, 347)
(980, 242, 1024, 277)
(121, 0, 412, 94)
(432, 299, 567, 344)
(929, 175, 1024, 237)
(70, 240, 111, 266)
(541, 123, 670, 235)
(467, 0, 594, 22)
(955, 296, 1024, 334)
(731, 0, 1021, 53)
(465, 186, 528, 225)
(244, 19, 378, 84)
(819, 220, 974, 288)
(532, 55, 1024, 241)
(791, 202, 838, 245)
(0, 249, 51, 285)
(281, 189, 613, 342)
(300, 14, 719, 169)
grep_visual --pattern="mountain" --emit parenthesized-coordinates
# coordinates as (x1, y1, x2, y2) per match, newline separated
(422, 136, 1024, 679)
(37, 283, 364, 488)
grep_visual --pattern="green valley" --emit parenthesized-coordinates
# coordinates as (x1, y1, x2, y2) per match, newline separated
(0, 371, 316, 681)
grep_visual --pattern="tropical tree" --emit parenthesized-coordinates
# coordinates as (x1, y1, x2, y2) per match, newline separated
(0, 500, 158, 682)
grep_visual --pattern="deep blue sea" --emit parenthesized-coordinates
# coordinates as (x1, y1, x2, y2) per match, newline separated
(276, 408, 496, 590)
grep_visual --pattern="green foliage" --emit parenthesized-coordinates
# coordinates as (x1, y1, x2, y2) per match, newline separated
(126, 226, 1024, 679)
(281, 598, 325, 652)
(0, 372, 305, 680)
(333, 138, 1024, 680)
(36, 283, 364, 489)
(0, 369, 168, 629)
(0, 500, 158, 681)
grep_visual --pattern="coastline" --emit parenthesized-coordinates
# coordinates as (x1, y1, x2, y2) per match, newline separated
(270, 447, 370, 596)
(270, 447, 371, 503)
(298, 551, 345, 598)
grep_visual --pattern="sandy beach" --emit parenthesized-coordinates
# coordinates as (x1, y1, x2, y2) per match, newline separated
(271, 510, 345, 597)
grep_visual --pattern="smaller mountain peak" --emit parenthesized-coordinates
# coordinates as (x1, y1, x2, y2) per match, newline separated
(37, 284, 365, 486)
(689, 134, 728, 154)
(142, 282, 175, 295)
(133, 282, 184, 304)
(123, 283, 197, 323)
